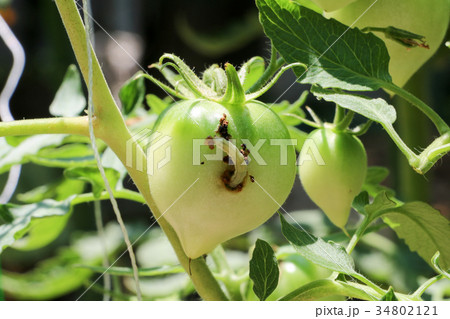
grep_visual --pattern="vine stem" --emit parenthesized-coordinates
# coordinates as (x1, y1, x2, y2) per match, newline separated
(383, 81, 450, 135)
(48, 0, 227, 301)
(280, 279, 419, 301)
(412, 274, 445, 299)
(345, 216, 373, 255)
(246, 42, 285, 94)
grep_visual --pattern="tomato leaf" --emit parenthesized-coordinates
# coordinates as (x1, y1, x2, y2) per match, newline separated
(49, 64, 86, 117)
(362, 166, 395, 197)
(145, 94, 172, 115)
(0, 198, 74, 253)
(119, 73, 146, 115)
(256, 0, 391, 91)
(279, 213, 356, 275)
(382, 202, 450, 270)
(352, 191, 369, 215)
(1, 223, 124, 300)
(311, 86, 396, 125)
(64, 166, 120, 197)
(249, 239, 280, 301)
(27, 144, 96, 168)
(0, 135, 67, 174)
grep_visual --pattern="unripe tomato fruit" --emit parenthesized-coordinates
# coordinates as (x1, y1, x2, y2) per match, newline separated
(298, 128, 367, 229)
(326, 0, 450, 88)
(311, 0, 358, 12)
(149, 99, 296, 259)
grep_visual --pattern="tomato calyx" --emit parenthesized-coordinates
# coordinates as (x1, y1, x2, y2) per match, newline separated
(144, 53, 305, 105)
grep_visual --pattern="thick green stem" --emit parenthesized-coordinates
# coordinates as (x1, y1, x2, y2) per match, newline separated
(333, 105, 344, 125)
(49, 0, 228, 301)
(395, 72, 431, 201)
(0, 116, 90, 137)
(335, 111, 355, 131)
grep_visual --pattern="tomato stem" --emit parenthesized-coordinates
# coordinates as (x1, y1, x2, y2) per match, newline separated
(247, 42, 285, 94)
(53, 0, 228, 301)
(305, 106, 323, 126)
(382, 81, 450, 135)
(335, 110, 355, 131)
(333, 105, 345, 124)
(412, 274, 446, 298)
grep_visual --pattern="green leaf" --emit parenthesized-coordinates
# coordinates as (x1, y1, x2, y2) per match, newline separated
(13, 179, 85, 251)
(76, 264, 185, 277)
(13, 214, 72, 251)
(249, 239, 279, 301)
(352, 191, 369, 215)
(288, 126, 308, 153)
(0, 135, 67, 174)
(273, 91, 308, 127)
(145, 94, 172, 115)
(119, 72, 146, 115)
(380, 286, 398, 301)
(362, 166, 395, 197)
(27, 144, 96, 168)
(311, 86, 396, 125)
(256, 0, 391, 91)
(17, 178, 85, 203)
(238, 56, 266, 91)
(64, 166, 120, 197)
(0, 198, 74, 253)
(49, 65, 86, 117)
(279, 213, 356, 275)
(382, 202, 450, 270)
(101, 147, 128, 190)
(365, 192, 397, 218)
(1, 223, 124, 300)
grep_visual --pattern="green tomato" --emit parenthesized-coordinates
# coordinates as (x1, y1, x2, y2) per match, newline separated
(298, 128, 367, 229)
(311, 0, 358, 12)
(148, 99, 296, 259)
(326, 0, 450, 88)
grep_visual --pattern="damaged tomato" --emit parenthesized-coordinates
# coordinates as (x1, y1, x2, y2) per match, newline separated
(145, 55, 297, 259)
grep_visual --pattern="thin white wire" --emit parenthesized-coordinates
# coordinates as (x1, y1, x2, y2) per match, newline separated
(74, 1, 201, 127)
(77, 178, 199, 301)
(82, 0, 142, 300)
(0, 14, 25, 204)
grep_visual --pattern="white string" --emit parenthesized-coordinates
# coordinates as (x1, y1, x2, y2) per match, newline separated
(0, 15, 25, 204)
(81, 0, 142, 300)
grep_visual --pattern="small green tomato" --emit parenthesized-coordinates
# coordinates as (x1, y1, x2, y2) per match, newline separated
(326, 0, 450, 88)
(145, 55, 297, 259)
(298, 128, 367, 229)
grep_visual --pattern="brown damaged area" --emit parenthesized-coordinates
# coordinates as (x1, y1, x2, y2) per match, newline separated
(205, 135, 215, 150)
(221, 168, 244, 192)
(240, 143, 250, 164)
(216, 113, 231, 140)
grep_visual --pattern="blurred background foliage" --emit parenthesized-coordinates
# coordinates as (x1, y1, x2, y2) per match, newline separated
(0, 0, 449, 300)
